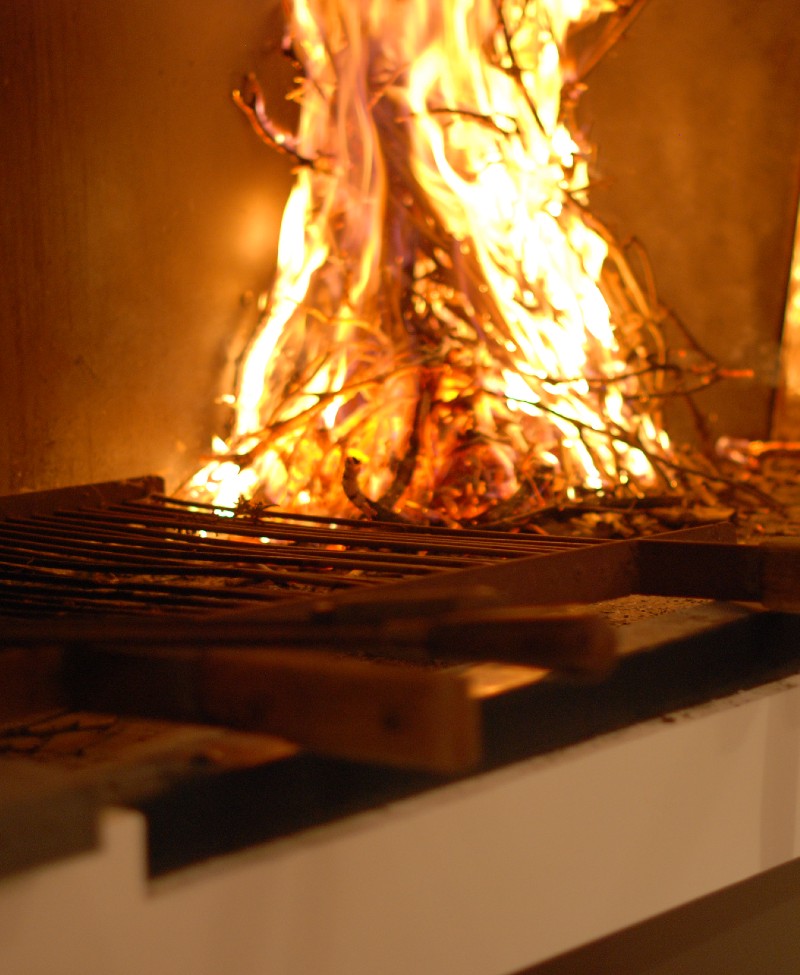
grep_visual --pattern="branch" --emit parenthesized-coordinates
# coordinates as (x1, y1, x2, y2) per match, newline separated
(233, 73, 318, 168)
(566, 0, 650, 85)
(342, 457, 412, 522)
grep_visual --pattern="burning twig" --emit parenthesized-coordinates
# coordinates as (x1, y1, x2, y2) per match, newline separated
(493, 0, 547, 136)
(342, 456, 412, 523)
(379, 385, 431, 509)
(626, 366, 755, 402)
(470, 479, 537, 526)
(424, 106, 520, 137)
(566, 0, 650, 84)
(235, 496, 276, 520)
(233, 73, 318, 168)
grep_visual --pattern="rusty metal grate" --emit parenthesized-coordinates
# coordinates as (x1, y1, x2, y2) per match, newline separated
(0, 476, 600, 620)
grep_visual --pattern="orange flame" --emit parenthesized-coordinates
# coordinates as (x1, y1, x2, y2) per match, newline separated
(184, 0, 673, 524)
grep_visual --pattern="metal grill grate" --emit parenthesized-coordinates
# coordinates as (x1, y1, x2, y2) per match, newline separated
(0, 477, 599, 619)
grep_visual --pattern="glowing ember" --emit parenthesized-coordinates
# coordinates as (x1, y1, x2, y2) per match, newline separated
(184, 0, 685, 525)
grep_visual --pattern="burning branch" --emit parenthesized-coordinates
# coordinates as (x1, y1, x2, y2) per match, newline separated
(233, 73, 318, 168)
(566, 0, 650, 84)
(494, 0, 548, 136)
(342, 456, 412, 523)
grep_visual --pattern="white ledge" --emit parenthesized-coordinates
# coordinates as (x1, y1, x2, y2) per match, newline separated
(2, 675, 799, 975)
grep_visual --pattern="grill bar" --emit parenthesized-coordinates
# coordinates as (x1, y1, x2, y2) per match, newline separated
(153, 493, 597, 549)
(6, 514, 476, 571)
(0, 524, 455, 576)
(79, 503, 581, 559)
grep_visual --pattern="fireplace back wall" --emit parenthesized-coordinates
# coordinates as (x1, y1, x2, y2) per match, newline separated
(1, 0, 295, 496)
(2, 0, 799, 498)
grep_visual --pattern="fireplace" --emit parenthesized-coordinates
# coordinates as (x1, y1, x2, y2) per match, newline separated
(2, 2, 800, 973)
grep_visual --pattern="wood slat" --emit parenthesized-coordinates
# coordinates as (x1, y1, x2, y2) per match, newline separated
(68, 644, 481, 775)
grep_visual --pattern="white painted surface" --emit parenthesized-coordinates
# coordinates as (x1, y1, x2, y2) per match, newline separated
(2, 676, 800, 975)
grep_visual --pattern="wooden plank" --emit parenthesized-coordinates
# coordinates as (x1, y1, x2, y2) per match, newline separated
(67, 645, 482, 775)
(0, 602, 618, 675)
(0, 601, 618, 776)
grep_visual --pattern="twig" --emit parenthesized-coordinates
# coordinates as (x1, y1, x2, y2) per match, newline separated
(567, 0, 650, 84)
(235, 496, 277, 520)
(379, 385, 431, 508)
(342, 457, 412, 522)
(233, 73, 318, 168)
(424, 106, 519, 136)
(494, 0, 547, 136)
(470, 480, 536, 526)
(498, 390, 784, 511)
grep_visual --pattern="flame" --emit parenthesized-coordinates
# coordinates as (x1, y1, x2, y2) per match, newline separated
(184, 0, 675, 524)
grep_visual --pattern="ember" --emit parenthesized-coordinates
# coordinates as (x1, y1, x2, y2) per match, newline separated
(183, 0, 725, 526)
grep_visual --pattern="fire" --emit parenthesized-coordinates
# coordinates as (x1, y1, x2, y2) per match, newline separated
(184, 0, 678, 525)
